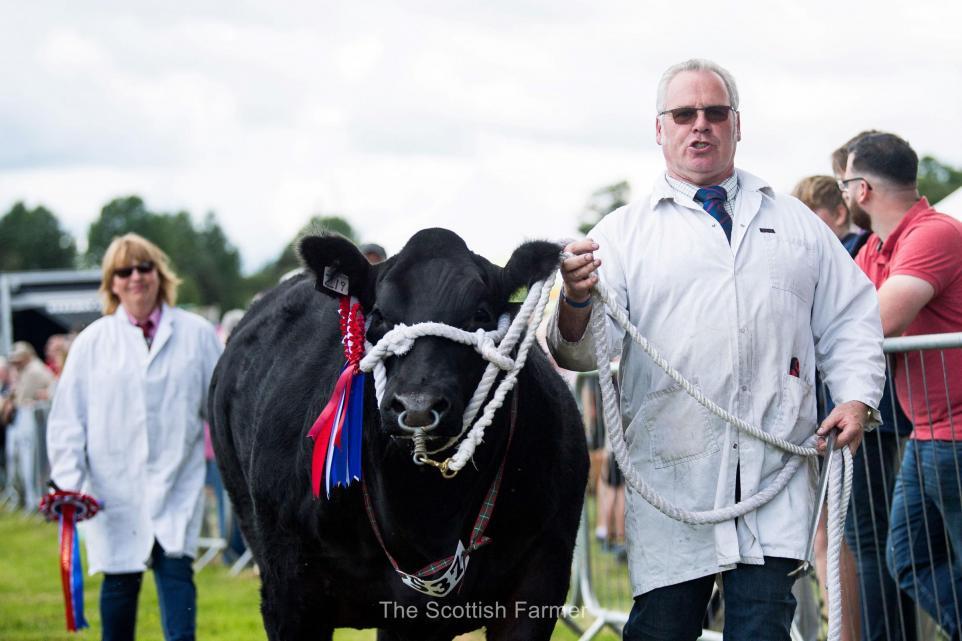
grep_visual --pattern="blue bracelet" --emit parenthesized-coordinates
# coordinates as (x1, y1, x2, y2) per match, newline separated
(561, 290, 592, 308)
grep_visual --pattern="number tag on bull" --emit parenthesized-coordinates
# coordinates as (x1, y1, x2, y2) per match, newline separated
(397, 541, 470, 598)
(323, 267, 350, 295)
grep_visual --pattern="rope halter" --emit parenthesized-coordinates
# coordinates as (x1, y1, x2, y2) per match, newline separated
(357, 277, 555, 476)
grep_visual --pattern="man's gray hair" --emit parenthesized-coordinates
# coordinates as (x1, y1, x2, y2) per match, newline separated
(656, 59, 739, 113)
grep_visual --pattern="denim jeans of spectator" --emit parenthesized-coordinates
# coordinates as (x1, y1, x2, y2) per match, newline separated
(623, 556, 798, 641)
(101, 540, 196, 641)
(826, 370, 917, 641)
(6, 407, 41, 510)
(205, 459, 247, 564)
(846, 428, 917, 641)
(205, 459, 227, 542)
(887, 440, 962, 641)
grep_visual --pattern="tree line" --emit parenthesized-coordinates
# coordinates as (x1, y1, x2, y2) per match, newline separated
(576, 155, 962, 233)
(1, 155, 959, 311)
(0, 195, 358, 311)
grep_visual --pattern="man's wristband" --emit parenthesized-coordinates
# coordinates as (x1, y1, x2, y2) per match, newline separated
(561, 290, 592, 309)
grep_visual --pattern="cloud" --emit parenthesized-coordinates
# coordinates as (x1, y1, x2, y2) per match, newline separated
(1, 0, 961, 273)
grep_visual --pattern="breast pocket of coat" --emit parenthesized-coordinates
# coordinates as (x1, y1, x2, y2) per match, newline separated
(637, 378, 720, 469)
(771, 373, 817, 446)
(762, 234, 818, 306)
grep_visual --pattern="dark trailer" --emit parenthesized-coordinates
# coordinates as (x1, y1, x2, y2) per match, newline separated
(0, 269, 101, 358)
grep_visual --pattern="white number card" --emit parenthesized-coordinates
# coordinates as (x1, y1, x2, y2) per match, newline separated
(397, 541, 470, 598)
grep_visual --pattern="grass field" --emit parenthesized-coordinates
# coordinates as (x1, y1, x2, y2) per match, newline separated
(0, 509, 619, 641)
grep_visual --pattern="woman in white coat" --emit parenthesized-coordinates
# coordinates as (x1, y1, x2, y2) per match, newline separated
(47, 233, 222, 641)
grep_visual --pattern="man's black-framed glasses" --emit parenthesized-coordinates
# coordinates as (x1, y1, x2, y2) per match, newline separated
(658, 105, 736, 125)
(837, 177, 872, 192)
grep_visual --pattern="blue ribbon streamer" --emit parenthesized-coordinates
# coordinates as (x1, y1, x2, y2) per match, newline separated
(70, 523, 88, 630)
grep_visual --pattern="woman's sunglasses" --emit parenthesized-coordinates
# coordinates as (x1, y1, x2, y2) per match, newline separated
(114, 260, 156, 279)
(658, 105, 735, 125)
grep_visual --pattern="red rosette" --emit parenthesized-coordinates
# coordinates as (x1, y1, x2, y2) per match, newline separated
(39, 490, 101, 523)
(40, 488, 100, 631)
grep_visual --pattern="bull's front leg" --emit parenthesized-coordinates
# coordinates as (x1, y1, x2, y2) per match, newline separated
(484, 541, 577, 641)
(484, 604, 566, 641)
(259, 562, 333, 641)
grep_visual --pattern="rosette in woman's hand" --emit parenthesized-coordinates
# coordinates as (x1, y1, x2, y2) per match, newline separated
(39, 483, 101, 632)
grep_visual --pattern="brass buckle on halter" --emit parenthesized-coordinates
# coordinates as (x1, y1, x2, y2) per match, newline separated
(413, 453, 458, 479)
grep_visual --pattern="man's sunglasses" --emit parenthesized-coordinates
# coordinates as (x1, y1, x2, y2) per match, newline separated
(114, 261, 155, 279)
(658, 105, 736, 125)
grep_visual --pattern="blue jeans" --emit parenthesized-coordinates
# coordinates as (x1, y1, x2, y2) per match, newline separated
(825, 368, 916, 641)
(623, 557, 798, 641)
(205, 459, 247, 564)
(887, 440, 962, 640)
(845, 428, 917, 641)
(100, 541, 196, 641)
(205, 460, 227, 542)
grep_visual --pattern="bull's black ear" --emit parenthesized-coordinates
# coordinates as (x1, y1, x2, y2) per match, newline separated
(298, 234, 376, 307)
(501, 240, 563, 295)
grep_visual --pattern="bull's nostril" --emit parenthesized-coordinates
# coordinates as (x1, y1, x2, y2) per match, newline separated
(390, 393, 448, 431)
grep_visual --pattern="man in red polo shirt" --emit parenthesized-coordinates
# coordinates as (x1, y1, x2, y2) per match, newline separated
(841, 131, 962, 640)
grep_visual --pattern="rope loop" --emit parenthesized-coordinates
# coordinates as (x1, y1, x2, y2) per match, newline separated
(474, 329, 514, 370)
(585, 280, 851, 641)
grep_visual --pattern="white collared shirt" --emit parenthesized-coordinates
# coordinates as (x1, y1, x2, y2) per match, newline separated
(664, 171, 740, 222)
(547, 168, 884, 596)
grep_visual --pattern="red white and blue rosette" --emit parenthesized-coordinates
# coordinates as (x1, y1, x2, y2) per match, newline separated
(308, 296, 366, 498)
(39, 487, 101, 632)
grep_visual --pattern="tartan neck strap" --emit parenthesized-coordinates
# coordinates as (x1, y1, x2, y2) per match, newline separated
(362, 388, 519, 581)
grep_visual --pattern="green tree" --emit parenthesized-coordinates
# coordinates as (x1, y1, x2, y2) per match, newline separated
(0, 202, 77, 271)
(578, 181, 631, 235)
(85, 196, 163, 265)
(86, 196, 247, 309)
(193, 212, 245, 309)
(918, 155, 962, 205)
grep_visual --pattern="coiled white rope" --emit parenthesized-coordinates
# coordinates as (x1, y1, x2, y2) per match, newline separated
(588, 279, 852, 641)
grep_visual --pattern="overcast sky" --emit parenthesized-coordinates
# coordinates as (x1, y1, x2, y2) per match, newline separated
(2, 1, 960, 271)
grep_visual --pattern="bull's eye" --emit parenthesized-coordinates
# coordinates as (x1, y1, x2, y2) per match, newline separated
(473, 305, 494, 325)
(367, 308, 387, 337)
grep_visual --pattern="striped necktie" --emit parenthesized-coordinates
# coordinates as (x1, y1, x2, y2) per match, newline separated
(694, 186, 732, 243)
(136, 319, 154, 347)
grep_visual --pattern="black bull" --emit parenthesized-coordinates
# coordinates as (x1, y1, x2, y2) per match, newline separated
(209, 228, 589, 641)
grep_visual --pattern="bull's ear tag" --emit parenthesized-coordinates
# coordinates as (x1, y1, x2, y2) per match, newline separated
(323, 267, 350, 295)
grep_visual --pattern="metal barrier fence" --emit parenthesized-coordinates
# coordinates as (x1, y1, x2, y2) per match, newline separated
(566, 332, 962, 641)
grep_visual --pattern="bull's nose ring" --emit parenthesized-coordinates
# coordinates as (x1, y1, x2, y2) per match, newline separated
(397, 409, 441, 432)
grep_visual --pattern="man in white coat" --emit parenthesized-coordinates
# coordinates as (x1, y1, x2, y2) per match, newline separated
(47, 233, 222, 641)
(548, 59, 885, 640)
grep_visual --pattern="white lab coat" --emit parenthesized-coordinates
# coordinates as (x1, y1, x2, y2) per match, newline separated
(548, 169, 885, 596)
(47, 304, 223, 574)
